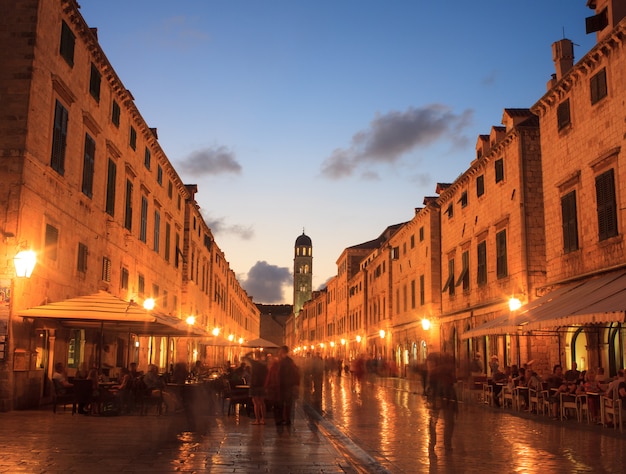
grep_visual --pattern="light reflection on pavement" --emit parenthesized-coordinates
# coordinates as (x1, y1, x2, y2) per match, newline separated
(305, 374, 626, 473)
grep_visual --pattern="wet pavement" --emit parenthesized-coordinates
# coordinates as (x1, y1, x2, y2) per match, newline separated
(311, 374, 626, 473)
(0, 395, 355, 473)
(1, 376, 626, 473)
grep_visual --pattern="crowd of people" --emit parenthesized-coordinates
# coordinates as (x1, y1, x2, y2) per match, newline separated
(483, 356, 626, 425)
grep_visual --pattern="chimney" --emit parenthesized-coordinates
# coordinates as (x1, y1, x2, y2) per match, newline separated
(552, 39, 574, 81)
(586, 0, 626, 42)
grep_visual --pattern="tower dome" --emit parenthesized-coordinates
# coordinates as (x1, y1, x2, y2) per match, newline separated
(295, 232, 312, 246)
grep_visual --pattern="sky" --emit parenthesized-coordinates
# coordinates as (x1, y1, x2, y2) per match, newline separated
(78, 1, 597, 304)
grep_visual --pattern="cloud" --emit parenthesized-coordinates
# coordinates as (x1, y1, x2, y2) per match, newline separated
(157, 16, 210, 50)
(321, 105, 473, 179)
(178, 146, 242, 177)
(241, 261, 292, 303)
(202, 213, 254, 240)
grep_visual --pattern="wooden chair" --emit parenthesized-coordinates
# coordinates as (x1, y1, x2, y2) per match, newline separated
(560, 392, 579, 421)
(482, 383, 494, 406)
(220, 379, 250, 416)
(577, 394, 590, 423)
(528, 388, 541, 414)
(501, 385, 514, 409)
(51, 379, 76, 414)
(540, 389, 552, 416)
(601, 395, 623, 431)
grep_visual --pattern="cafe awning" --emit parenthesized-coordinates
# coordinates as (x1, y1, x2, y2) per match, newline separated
(462, 270, 626, 339)
(18, 291, 206, 337)
(241, 337, 280, 348)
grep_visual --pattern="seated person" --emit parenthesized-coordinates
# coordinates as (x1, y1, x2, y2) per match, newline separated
(144, 364, 179, 412)
(52, 362, 74, 394)
(112, 367, 133, 413)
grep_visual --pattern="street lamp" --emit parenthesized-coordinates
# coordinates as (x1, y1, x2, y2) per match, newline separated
(186, 315, 196, 326)
(143, 298, 155, 310)
(509, 297, 522, 311)
(13, 250, 36, 278)
(421, 318, 431, 331)
(379, 329, 385, 339)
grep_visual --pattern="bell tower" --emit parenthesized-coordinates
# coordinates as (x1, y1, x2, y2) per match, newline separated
(293, 231, 313, 317)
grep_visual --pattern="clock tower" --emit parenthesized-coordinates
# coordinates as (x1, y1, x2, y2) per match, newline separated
(293, 231, 313, 317)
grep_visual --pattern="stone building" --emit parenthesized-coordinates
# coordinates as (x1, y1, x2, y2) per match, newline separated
(0, 0, 257, 410)
(386, 198, 442, 376)
(438, 109, 546, 373)
(285, 2, 626, 379)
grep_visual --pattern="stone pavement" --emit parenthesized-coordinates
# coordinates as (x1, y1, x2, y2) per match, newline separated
(2, 377, 626, 473)
(0, 396, 358, 473)
(311, 374, 626, 473)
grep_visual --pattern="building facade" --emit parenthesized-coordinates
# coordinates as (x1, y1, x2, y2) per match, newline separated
(0, 0, 258, 411)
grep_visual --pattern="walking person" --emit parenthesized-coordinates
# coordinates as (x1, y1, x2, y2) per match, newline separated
(425, 352, 458, 454)
(266, 345, 300, 426)
(245, 355, 268, 425)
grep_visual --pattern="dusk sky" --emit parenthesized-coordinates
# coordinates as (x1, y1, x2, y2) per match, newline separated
(79, 1, 597, 304)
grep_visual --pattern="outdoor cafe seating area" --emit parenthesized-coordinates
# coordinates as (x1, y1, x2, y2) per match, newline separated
(461, 371, 625, 433)
(50, 364, 255, 419)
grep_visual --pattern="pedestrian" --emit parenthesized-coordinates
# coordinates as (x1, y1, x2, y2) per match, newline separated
(266, 345, 300, 426)
(245, 355, 268, 425)
(425, 352, 457, 454)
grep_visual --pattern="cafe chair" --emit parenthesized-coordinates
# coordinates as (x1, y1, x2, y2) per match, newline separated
(51, 379, 76, 414)
(560, 392, 579, 421)
(577, 394, 590, 423)
(528, 388, 541, 414)
(601, 395, 622, 432)
(482, 383, 494, 406)
(501, 385, 514, 409)
(540, 389, 552, 416)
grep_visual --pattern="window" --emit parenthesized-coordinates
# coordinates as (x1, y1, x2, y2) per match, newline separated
(111, 100, 120, 127)
(561, 190, 579, 253)
(124, 179, 133, 231)
(175, 233, 180, 268)
(45, 224, 59, 261)
(496, 230, 508, 279)
(456, 250, 470, 291)
(144, 147, 151, 170)
(140, 196, 148, 243)
(77, 242, 88, 273)
(105, 159, 116, 216)
(442, 258, 455, 296)
(138, 274, 145, 296)
(411, 279, 416, 309)
(164, 222, 171, 263)
(419, 274, 425, 306)
(596, 169, 618, 241)
(476, 175, 485, 197)
(477, 240, 487, 286)
(419, 226, 424, 242)
(129, 126, 137, 150)
(153, 210, 160, 253)
(102, 257, 111, 282)
(51, 100, 68, 175)
(81, 133, 96, 198)
(410, 235, 415, 249)
(121, 267, 129, 290)
(557, 98, 571, 130)
(495, 158, 504, 183)
(59, 21, 75, 66)
(590, 68, 607, 105)
(157, 165, 163, 185)
(168, 181, 173, 199)
(446, 203, 454, 218)
(89, 64, 101, 102)
(459, 191, 468, 208)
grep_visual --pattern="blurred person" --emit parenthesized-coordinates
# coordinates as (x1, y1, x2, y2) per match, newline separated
(425, 352, 458, 454)
(266, 345, 300, 426)
(52, 362, 73, 393)
(246, 355, 269, 424)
